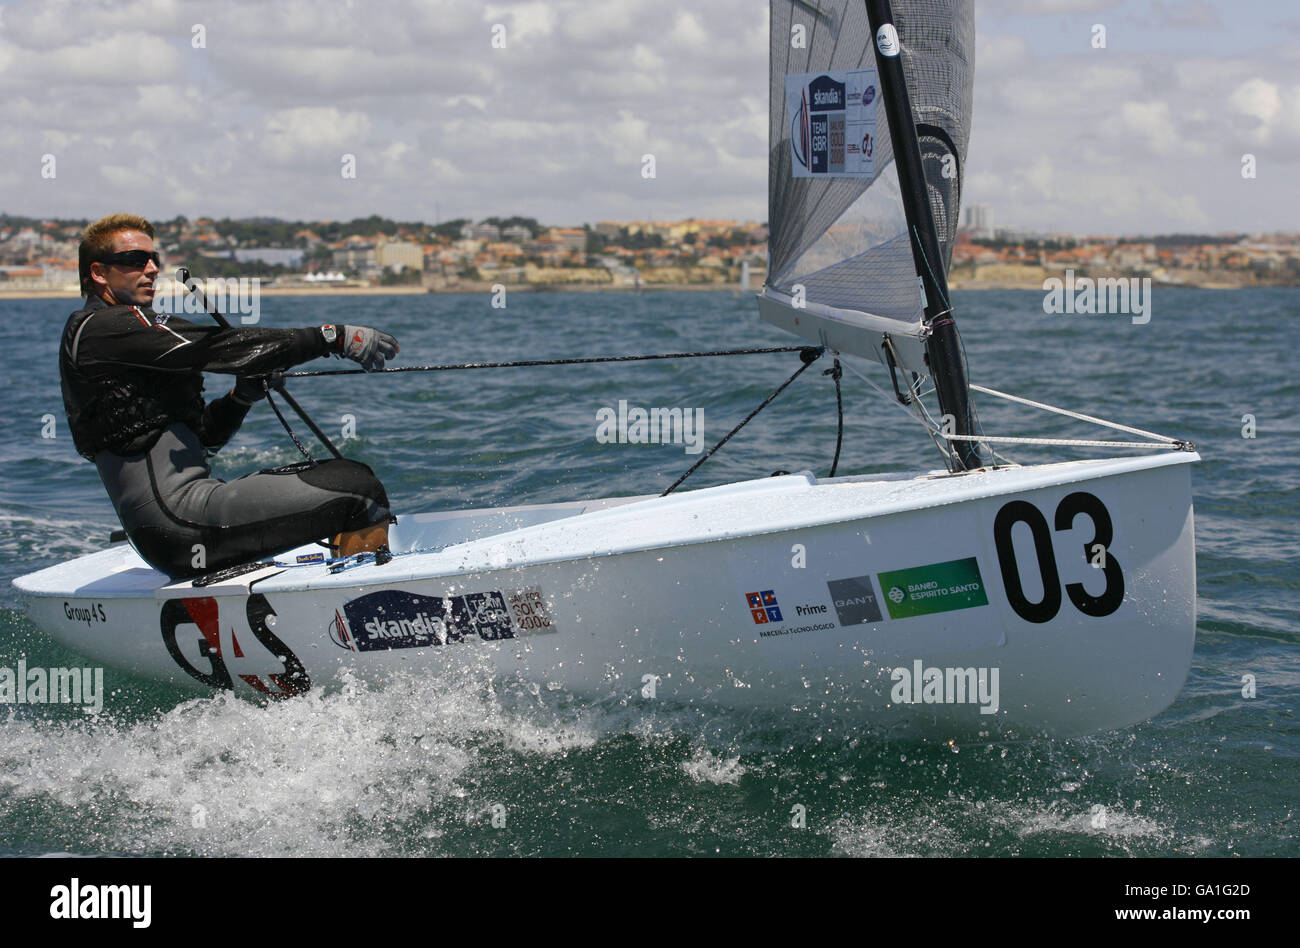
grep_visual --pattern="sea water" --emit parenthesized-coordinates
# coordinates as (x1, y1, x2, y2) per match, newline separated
(0, 288, 1295, 856)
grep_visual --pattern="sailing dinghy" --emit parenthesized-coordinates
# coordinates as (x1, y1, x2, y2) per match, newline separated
(14, 0, 1197, 738)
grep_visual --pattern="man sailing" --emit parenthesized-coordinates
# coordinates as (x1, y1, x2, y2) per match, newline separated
(61, 213, 399, 577)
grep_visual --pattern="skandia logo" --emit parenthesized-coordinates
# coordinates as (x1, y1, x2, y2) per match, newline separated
(330, 589, 512, 651)
(328, 587, 554, 652)
(807, 74, 847, 112)
(358, 610, 449, 642)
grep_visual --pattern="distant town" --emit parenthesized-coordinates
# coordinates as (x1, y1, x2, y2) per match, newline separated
(949, 204, 1300, 291)
(1, 206, 1297, 297)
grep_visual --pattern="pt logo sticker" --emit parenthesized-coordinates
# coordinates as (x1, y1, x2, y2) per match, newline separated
(876, 557, 989, 620)
(745, 590, 782, 624)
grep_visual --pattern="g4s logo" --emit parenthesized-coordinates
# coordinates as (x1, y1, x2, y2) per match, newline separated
(160, 594, 310, 697)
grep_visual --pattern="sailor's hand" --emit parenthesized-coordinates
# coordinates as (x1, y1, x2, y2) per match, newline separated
(339, 325, 399, 371)
(231, 375, 267, 406)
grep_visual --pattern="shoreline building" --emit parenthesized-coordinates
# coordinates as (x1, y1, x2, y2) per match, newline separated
(964, 203, 994, 240)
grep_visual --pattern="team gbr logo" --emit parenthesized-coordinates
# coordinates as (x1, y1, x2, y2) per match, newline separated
(329, 586, 555, 652)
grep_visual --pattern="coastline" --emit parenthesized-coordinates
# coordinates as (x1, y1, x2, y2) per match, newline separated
(0, 280, 1290, 300)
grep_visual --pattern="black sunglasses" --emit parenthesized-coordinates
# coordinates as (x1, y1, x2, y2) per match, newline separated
(100, 249, 162, 269)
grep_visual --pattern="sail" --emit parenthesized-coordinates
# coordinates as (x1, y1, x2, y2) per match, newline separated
(762, 0, 974, 363)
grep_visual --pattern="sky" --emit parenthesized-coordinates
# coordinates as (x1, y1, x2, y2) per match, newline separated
(2, 0, 1297, 235)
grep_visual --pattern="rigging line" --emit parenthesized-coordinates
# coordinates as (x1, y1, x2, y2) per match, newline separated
(838, 355, 953, 464)
(270, 378, 345, 460)
(840, 355, 952, 460)
(967, 384, 1182, 444)
(661, 348, 824, 496)
(179, 266, 344, 461)
(910, 223, 954, 319)
(943, 434, 1182, 450)
(952, 318, 1008, 468)
(263, 386, 317, 464)
(838, 354, 939, 433)
(281, 346, 809, 378)
(825, 358, 844, 477)
(879, 335, 946, 441)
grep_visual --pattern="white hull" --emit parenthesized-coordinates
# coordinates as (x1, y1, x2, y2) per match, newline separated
(14, 452, 1198, 737)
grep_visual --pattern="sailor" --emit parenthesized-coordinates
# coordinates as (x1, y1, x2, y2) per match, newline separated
(60, 213, 400, 577)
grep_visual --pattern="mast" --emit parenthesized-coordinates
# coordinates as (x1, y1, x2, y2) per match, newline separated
(863, 0, 979, 471)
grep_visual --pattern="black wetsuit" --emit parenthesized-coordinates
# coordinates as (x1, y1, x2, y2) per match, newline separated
(60, 296, 391, 577)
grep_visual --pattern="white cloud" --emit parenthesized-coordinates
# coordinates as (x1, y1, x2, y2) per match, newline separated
(261, 107, 372, 164)
(483, 2, 558, 44)
(1146, 0, 1222, 29)
(983, 0, 1122, 15)
(101, 165, 156, 191)
(1120, 101, 1183, 156)
(559, 0, 655, 43)
(3, 0, 183, 46)
(1230, 78, 1281, 124)
(445, 95, 489, 112)
(669, 11, 710, 50)
(2, 33, 184, 89)
(1024, 156, 1055, 197)
(0, 0, 1291, 233)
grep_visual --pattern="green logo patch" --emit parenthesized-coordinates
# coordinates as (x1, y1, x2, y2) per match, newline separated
(877, 557, 989, 619)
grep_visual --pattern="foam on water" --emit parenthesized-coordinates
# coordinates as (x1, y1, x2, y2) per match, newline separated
(0, 658, 1282, 857)
(681, 747, 746, 785)
(0, 664, 589, 857)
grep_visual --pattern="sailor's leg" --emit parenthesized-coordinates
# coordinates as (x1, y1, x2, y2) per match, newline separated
(123, 461, 390, 577)
(191, 458, 392, 571)
(97, 426, 392, 577)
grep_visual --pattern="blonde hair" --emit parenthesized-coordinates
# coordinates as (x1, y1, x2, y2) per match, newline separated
(79, 213, 155, 295)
